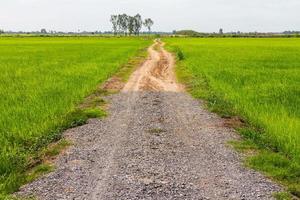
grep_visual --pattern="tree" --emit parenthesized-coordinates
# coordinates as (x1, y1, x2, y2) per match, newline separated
(110, 15, 118, 35)
(109, 13, 153, 36)
(128, 16, 135, 36)
(219, 28, 223, 34)
(41, 28, 47, 34)
(117, 14, 123, 34)
(133, 14, 143, 35)
(118, 14, 129, 35)
(143, 18, 154, 34)
(0, 29, 4, 34)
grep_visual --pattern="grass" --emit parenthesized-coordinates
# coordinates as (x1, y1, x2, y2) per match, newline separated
(273, 192, 294, 200)
(165, 38, 300, 197)
(230, 140, 300, 199)
(0, 37, 151, 196)
(249, 152, 300, 197)
(148, 128, 166, 134)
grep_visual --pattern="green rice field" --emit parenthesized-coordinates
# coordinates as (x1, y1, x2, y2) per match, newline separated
(165, 38, 300, 195)
(0, 37, 150, 195)
(165, 38, 300, 161)
(1, 36, 300, 197)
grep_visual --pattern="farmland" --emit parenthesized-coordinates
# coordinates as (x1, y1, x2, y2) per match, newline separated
(1, 36, 300, 198)
(165, 37, 300, 193)
(0, 37, 150, 195)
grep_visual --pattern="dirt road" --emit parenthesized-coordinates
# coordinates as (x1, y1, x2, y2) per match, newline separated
(122, 41, 182, 92)
(18, 41, 280, 199)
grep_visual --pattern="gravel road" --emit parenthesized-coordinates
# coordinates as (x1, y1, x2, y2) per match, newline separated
(17, 41, 281, 200)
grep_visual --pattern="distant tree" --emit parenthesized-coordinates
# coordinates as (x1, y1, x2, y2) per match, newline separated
(143, 18, 154, 34)
(117, 14, 122, 34)
(118, 14, 129, 35)
(128, 16, 135, 36)
(0, 29, 4, 34)
(219, 28, 223, 34)
(133, 14, 143, 35)
(110, 13, 153, 36)
(41, 28, 47, 34)
(110, 15, 118, 35)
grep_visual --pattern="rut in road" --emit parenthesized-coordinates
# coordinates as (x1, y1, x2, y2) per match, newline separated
(18, 41, 281, 199)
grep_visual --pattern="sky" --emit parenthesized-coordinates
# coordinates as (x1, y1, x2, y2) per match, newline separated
(1, 0, 300, 33)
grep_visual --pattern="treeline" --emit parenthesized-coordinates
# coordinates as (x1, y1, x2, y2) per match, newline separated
(174, 30, 300, 38)
(110, 14, 154, 36)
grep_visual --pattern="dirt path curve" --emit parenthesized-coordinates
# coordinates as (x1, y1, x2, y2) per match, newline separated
(18, 40, 281, 200)
(122, 40, 182, 92)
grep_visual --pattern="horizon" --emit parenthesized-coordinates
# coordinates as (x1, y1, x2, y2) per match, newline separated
(3, 29, 300, 34)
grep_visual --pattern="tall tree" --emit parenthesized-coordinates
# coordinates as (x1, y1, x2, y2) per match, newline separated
(133, 14, 143, 35)
(128, 16, 135, 36)
(219, 28, 223, 34)
(110, 15, 118, 35)
(119, 14, 129, 35)
(117, 14, 123, 34)
(143, 18, 154, 34)
(110, 13, 153, 36)
(41, 28, 47, 34)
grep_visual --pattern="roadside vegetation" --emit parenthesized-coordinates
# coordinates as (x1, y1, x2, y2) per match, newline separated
(0, 37, 151, 197)
(165, 38, 300, 197)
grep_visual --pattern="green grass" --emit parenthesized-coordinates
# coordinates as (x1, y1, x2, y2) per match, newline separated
(165, 38, 300, 196)
(230, 140, 300, 198)
(0, 37, 151, 196)
(273, 192, 294, 200)
(249, 151, 300, 197)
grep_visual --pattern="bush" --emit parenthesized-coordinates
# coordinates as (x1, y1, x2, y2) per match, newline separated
(175, 47, 184, 60)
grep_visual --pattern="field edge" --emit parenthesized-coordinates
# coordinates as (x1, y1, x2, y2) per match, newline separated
(165, 41, 300, 199)
(0, 41, 151, 199)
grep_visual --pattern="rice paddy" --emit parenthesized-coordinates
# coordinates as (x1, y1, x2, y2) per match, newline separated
(0, 37, 150, 195)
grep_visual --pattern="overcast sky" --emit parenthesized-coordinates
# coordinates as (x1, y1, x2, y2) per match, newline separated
(1, 0, 299, 32)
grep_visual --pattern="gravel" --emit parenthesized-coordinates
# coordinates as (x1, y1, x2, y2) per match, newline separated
(17, 91, 281, 200)
(17, 41, 281, 199)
